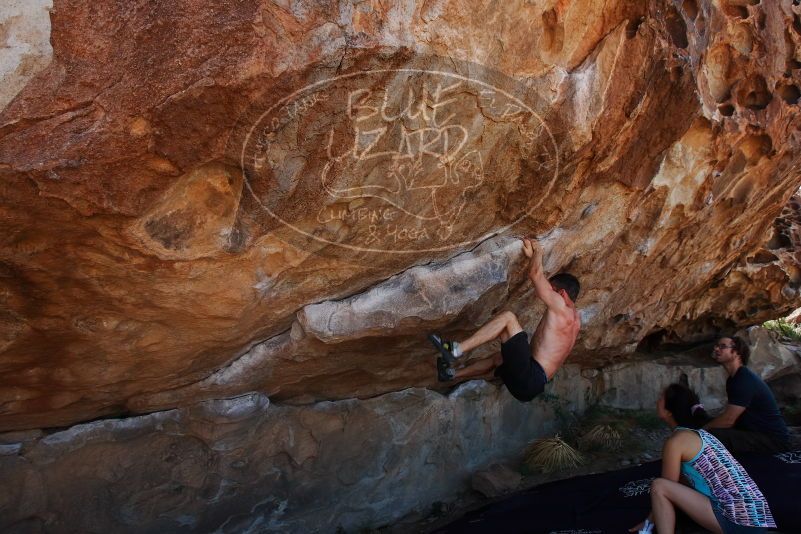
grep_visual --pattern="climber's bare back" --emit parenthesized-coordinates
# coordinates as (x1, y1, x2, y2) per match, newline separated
(531, 301, 580, 379)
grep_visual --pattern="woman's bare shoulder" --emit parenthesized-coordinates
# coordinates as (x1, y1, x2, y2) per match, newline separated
(666, 429, 702, 458)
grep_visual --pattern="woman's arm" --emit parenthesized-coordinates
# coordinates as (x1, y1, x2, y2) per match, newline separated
(661, 434, 685, 482)
(630, 433, 687, 532)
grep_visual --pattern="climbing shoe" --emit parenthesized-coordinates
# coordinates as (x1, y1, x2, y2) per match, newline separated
(428, 333, 458, 364)
(437, 356, 456, 382)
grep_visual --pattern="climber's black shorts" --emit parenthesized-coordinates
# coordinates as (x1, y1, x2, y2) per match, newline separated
(494, 331, 547, 402)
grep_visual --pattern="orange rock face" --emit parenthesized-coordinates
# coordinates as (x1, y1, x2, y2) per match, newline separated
(2, 0, 801, 431)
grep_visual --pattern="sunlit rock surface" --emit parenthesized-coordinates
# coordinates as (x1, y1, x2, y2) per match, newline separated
(0, 0, 52, 110)
(663, 195, 801, 343)
(744, 325, 801, 403)
(2, 0, 801, 432)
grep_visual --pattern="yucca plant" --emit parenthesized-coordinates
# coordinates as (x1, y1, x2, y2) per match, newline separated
(524, 435, 584, 473)
(580, 424, 622, 451)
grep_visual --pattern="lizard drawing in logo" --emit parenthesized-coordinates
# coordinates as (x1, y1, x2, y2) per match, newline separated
(320, 83, 485, 240)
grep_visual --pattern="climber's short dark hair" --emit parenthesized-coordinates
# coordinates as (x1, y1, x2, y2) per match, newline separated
(549, 273, 580, 302)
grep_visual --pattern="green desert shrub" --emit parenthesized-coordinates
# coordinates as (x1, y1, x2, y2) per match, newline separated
(762, 318, 801, 341)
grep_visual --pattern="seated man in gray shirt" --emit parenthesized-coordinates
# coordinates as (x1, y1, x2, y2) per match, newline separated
(705, 335, 790, 454)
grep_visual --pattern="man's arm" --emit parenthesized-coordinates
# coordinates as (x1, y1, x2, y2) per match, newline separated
(705, 404, 745, 429)
(522, 239, 565, 310)
(706, 370, 751, 429)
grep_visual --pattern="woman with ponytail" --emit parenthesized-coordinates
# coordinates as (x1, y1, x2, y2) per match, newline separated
(630, 383, 776, 534)
(663, 383, 711, 430)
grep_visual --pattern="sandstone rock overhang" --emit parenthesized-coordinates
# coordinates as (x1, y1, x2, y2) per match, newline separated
(2, 0, 801, 430)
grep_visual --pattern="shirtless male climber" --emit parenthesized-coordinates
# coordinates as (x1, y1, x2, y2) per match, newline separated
(429, 239, 581, 402)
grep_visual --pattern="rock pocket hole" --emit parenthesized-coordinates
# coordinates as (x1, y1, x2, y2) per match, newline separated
(705, 44, 732, 102)
(777, 84, 801, 105)
(767, 229, 792, 250)
(747, 250, 778, 264)
(756, 10, 767, 30)
(637, 329, 667, 353)
(144, 210, 196, 250)
(666, 6, 689, 48)
(718, 103, 735, 116)
(739, 134, 772, 164)
(745, 90, 771, 109)
(786, 265, 801, 288)
(612, 313, 630, 324)
(541, 8, 565, 53)
(736, 75, 772, 110)
(683, 0, 699, 21)
(723, 4, 749, 18)
(626, 17, 644, 39)
(731, 177, 754, 204)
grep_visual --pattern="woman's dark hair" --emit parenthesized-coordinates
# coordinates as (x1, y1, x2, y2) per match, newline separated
(664, 383, 711, 429)
(549, 273, 580, 302)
